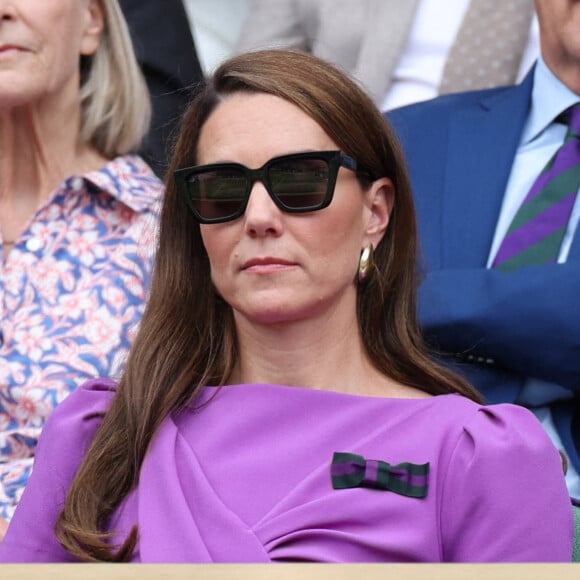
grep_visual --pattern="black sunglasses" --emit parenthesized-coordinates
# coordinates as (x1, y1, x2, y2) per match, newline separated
(174, 150, 373, 224)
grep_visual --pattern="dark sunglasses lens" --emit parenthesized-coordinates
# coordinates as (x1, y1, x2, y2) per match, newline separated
(187, 168, 247, 221)
(269, 157, 330, 210)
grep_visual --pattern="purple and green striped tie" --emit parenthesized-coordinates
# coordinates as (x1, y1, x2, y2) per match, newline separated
(492, 104, 580, 272)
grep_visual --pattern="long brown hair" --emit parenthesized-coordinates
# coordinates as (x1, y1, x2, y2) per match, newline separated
(56, 49, 482, 561)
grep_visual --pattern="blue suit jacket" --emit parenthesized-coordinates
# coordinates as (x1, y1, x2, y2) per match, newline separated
(387, 71, 580, 471)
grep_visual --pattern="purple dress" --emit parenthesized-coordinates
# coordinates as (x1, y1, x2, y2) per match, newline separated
(0, 379, 573, 562)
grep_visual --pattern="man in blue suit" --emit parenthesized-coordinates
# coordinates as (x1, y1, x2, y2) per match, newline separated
(387, 0, 580, 495)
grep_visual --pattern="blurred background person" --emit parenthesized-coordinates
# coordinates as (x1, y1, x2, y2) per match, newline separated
(237, 0, 539, 109)
(0, 0, 162, 538)
(183, 0, 249, 76)
(120, 0, 205, 177)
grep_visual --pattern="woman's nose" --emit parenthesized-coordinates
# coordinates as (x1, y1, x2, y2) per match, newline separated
(243, 182, 284, 237)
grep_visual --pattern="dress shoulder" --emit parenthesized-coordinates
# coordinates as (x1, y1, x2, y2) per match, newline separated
(33, 378, 118, 481)
(43, 378, 117, 445)
(0, 379, 118, 562)
(439, 402, 574, 562)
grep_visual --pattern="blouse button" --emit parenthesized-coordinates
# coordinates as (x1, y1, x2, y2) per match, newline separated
(26, 237, 43, 252)
(71, 177, 84, 191)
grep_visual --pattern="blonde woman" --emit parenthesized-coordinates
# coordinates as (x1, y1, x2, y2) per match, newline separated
(0, 0, 162, 536)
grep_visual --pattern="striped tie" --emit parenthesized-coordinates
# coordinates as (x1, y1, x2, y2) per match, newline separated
(492, 104, 580, 272)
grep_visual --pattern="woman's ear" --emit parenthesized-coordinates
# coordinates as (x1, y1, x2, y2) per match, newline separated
(363, 177, 395, 248)
(80, 0, 105, 57)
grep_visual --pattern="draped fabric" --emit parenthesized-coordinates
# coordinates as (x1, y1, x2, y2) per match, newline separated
(0, 381, 573, 562)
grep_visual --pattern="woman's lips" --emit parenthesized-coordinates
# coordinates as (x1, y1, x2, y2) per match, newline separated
(0, 44, 29, 57)
(241, 257, 297, 273)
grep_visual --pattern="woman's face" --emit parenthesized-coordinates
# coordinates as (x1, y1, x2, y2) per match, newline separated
(0, 0, 103, 108)
(198, 92, 393, 327)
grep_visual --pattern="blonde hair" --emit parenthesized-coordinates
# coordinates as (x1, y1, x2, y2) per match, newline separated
(80, 0, 151, 157)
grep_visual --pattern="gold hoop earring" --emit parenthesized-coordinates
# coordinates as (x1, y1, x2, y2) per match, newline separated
(358, 244, 375, 283)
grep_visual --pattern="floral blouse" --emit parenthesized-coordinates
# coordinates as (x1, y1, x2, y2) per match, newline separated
(0, 155, 163, 520)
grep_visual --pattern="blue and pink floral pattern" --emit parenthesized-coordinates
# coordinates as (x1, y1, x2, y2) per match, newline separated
(0, 155, 162, 520)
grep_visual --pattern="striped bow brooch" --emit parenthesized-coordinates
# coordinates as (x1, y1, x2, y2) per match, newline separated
(331, 452, 430, 498)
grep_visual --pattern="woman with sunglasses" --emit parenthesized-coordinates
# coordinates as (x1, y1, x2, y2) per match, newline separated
(0, 49, 573, 562)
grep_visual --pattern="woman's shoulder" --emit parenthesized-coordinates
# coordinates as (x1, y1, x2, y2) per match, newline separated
(196, 385, 553, 453)
(50, 377, 117, 417)
(426, 395, 559, 456)
(439, 396, 556, 447)
(44, 378, 118, 447)
(432, 396, 568, 504)
(0, 380, 119, 563)
(436, 399, 573, 561)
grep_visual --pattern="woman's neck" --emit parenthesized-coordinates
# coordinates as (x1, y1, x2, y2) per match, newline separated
(230, 307, 424, 399)
(0, 103, 108, 245)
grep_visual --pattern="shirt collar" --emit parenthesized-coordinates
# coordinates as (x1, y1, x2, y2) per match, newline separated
(521, 57, 580, 145)
(70, 154, 163, 214)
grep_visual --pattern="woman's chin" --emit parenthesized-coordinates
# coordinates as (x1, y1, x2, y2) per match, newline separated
(232, 298, 312, 327)
(237, 309, 302, 326)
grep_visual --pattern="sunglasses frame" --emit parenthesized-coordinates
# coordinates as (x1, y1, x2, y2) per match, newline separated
(174, 150, 370, 224)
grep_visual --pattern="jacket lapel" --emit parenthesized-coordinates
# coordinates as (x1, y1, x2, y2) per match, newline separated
(442, 72, 534, 267)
